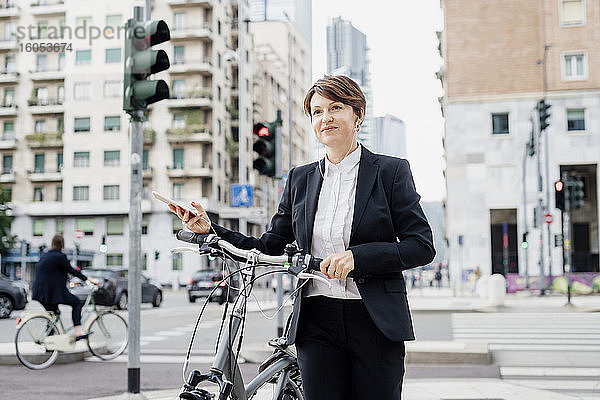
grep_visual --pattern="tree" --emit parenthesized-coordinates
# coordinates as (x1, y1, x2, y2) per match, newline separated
(0, 184, 16, 256)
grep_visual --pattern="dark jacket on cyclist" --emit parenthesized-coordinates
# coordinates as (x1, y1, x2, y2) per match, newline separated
(33, 249, 87, 305)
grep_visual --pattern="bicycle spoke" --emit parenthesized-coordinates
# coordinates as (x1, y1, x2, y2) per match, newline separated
(15, 316, 60, 370)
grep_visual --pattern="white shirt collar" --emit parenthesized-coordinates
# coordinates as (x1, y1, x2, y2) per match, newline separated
(324, 143, 362, 177)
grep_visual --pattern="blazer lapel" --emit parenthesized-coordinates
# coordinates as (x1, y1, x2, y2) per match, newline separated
(350, 147, 379, 243)
(304, 160, 324, 250)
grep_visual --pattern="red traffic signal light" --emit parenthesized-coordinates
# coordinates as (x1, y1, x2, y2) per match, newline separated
(253, 123, 270, 137)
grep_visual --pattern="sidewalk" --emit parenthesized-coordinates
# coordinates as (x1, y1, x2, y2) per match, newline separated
(89, 378, 582, 400)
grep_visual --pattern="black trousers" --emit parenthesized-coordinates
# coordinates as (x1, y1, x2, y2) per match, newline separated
(40, 291, 83, 326)
(295, 296, 406, 400)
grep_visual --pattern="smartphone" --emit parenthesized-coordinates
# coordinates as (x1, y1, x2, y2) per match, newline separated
(152, 191, 197, 218)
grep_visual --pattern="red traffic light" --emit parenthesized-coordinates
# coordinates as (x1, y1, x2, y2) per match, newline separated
(253, 123, 270, 137)
(555, 180, 564, 192)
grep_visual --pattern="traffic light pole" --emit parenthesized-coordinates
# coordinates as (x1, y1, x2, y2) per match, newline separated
(562, 171, 572, 305)
(238, 2, 247, 236)
(522, 140, 530, 289)
(543, 101, 553, 293)
(274, 113, 284, 337)
(535, 118, 546, 295)
(127, 7, 144, 395)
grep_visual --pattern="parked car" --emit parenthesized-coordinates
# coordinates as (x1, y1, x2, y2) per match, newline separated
(69, 268, 162, 309)
(187, 269, 240, 304)
(0, 273, 28, 319)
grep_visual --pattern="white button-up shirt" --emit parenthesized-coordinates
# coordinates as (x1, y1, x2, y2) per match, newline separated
(304, 144, 362, 299)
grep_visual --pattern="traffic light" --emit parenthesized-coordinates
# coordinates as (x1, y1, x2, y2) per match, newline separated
(253, 122, 276, 177)
(99, 235, 108, 254)
(24, 242, 30, 256)
(569, 177, 585, 210)
(123, 17, 170, 113)
(537, 99, 551, 132)
(521, 232, 528, 249)
(154, 250, 160, 260)
(554, 180, 565, 211)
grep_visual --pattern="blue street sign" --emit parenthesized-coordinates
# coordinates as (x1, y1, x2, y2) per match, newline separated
(231, 184, 253, 207)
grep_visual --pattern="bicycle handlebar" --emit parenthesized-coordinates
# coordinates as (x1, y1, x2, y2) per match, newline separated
(175, 230, 330, 285)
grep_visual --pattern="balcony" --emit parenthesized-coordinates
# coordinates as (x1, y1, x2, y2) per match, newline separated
(0, 3, 19, 18)
(166, 164, 212, 178)
(170, 58, 212, 74)
(166, 125, 212, 143)
(0, 37, 17, 50)
(170, 23, 212, 40)
(142, 167, 153, 180)
(226, 103, 239, 121)
(30, 67, 65, 81)
(25, 131, 63, 148)
(166, 89, 212, 109)
(143, 128, 156, 145)
(167, 0, 213, 7)
(0, 136, 16, 149)
(27, 169, 63, 182)
(0, 170, 15, 183)
(0, 103, 17, 116)
(28, 98, 64, 114)
(0, 69, 18, 83)
(30, 0, 66, 15)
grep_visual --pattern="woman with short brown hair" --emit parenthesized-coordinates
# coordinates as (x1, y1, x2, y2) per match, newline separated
(173, 75, 435, 399)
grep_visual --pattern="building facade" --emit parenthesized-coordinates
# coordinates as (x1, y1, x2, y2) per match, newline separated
(0, 0, 312, 287)
(326, 17, 375, 151)
(440, 0, 600, 286)
(375, 114, 407, 158)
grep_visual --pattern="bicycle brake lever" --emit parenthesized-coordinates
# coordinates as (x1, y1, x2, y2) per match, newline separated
(170, 247, 201, 254)
(297, 272, 332, 288)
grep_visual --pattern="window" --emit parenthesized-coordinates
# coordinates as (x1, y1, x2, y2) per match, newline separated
(5, 55, 15, 73)
(2, 155, 12, 174)
(173, 183, 184, 200)
(4, 22, 16, 41)
(142, 253, 147, 271)
(217, 52, 221, 68)
(106, 217, 123, 235)
(35, 87, 49, 105)
(567, 109, 585, 131)
(142, 183, 149, 200)
(174, 46, 185, 64)
(173, 148, 184, 169)
(33, 186, 44, 202)
(57, 86, 64, 104)
(34, 153, 45, 173)
(172, 80, 186, 98)
(74, 117, 91, 132)
(142, 217, 148, 235)
(104, 80, 121, 98)
(172, 252, 183, 271)
(4, 187, 11, 202)
(35, 120, 46, 133)
(74, 82, 91, 100)
(56, 218, 64, 234)
(33, 220, 44, 237)
(560, 0, 585, 26)
(105, 48, 121, 63)
(58, 53, 65, 70)
(57, 152, 63, 172)
(172, 216, 183, 234)
(562, 53, 587, 80)
(173, 12, 186, 30)
(73, 185, 89, 201)
(37, 21, 48, 39)
(76, 217, 94, 235)
(173, 113, 185, 128)
(142, 149, 149, 170)
(36, 55, 48, 72)
(104, 150, 120, 166)
(3, 88, 15, 106)
(106, 254, 123, 267)
(106, 14, 122, 29)
(103, 185, 119, 200)
(217, 20, 221, 34)
(2, 121, 14, 140)
(55, 185, 62, 202)
(75, 50, 92, 65)
(104, 116, 121, 131)
(73, 151, 90, 167)
(491, 113, 509, 135)
(76, 16, 92, 27)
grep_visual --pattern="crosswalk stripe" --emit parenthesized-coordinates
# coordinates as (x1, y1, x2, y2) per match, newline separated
(500, 367, 600, 377)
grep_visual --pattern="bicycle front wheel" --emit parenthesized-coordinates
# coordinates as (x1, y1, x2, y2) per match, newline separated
(249, 373, 304, 400)
(87, 311, 128, 360)
(15, 316, 60, 370)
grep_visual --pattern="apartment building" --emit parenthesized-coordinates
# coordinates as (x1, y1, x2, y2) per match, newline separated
(0, 0, 311, 286)
(440, 0, 600, 285)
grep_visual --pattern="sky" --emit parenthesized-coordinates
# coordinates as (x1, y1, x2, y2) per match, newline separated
(311, 0, 445, 202)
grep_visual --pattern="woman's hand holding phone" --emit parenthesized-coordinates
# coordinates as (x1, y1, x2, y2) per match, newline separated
(169, 202, 211, 234)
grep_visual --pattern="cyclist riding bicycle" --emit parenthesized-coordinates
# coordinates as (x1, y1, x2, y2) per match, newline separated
(32, 234, 100, 341)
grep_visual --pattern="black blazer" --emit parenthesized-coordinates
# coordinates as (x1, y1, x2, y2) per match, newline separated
(32, 249, 87, 304)
(211, 145, 435, 343)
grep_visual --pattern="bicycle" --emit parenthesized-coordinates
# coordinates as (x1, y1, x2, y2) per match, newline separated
(14, 281, 128, 370)
(172, 230, 328, 400)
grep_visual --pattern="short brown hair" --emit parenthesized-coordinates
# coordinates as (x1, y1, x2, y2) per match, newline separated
(51, 234, 64, 251)
(303, 75, 366, 123)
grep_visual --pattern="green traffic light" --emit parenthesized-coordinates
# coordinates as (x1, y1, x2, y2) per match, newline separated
(521, 242, 528, 249)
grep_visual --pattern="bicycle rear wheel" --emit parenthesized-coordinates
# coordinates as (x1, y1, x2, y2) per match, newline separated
(87, 311, 128, 360)
(15, 316, 60, 370)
